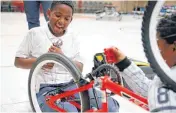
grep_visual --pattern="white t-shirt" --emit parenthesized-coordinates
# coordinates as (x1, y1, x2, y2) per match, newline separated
(16, 23, 84, 91)
(16, 24, 83, 61)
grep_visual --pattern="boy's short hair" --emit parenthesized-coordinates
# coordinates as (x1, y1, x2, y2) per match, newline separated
(50, 0, 74, 14)
(157, 14, 176, 44)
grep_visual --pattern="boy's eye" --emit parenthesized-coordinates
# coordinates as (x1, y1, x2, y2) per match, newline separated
(56, 15, 61, 18)
(65, 18, 69, 21)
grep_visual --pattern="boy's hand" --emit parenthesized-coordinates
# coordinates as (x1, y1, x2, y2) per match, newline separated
(111, 46, 126, 63)
(48, 45, 63, 54)
(42, 63, 54, 70)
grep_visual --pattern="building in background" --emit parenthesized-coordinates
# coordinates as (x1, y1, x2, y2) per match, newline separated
(73, 0, 176, 14)
(1, 0, 176, 14)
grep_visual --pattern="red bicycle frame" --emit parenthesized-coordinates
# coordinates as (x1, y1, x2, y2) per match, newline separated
(46, 75, 149, 112)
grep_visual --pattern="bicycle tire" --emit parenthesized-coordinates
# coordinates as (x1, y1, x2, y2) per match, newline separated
(142, 1, 176, 91)
(28, 53, 90, 112)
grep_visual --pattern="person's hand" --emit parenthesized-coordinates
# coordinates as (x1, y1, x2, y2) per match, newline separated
(48, 45, 63, 54)
(42, 63, 54, 70)
(110, 46, 126, 63)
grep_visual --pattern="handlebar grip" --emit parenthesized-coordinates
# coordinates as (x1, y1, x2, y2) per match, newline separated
(104, 48, 117, 64)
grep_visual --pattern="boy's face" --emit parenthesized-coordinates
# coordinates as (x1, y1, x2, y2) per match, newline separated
(47, 4, 73, 36)
(157, 36, 176, 67)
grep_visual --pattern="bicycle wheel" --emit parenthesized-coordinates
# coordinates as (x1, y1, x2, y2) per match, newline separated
(28, 53, 90, 112)
(142, 1, 176, 91)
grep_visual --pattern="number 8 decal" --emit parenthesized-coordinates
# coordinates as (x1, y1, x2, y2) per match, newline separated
(157, 87, 169, 104)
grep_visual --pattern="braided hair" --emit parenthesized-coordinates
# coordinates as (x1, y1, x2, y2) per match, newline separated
(50, 0, 74, 14)
(157, 14, 176, 44)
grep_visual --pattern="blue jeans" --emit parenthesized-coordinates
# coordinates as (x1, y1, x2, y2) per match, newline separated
(37, 82, 119, 112)
(24, 1, 52, 29)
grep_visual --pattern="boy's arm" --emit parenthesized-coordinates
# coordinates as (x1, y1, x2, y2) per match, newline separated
(14, 30, 34, 69)
(73, 61, 83, 72)
(14, 57, 36, 69)
(111, 47, 152, 97)
(116, 57, 152, 97)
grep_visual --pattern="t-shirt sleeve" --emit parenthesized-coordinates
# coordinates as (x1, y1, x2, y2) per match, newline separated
(119, 62, 152, 97)
(15, 30, 33, 58)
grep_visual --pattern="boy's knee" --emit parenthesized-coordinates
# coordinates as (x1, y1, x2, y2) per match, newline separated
(108, 98, 120, 112)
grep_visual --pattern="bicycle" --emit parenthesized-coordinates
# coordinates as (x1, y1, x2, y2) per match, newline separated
(28, 1, 176, 112)
(28, 48, 149, 112)
(29, 49, 148, 112)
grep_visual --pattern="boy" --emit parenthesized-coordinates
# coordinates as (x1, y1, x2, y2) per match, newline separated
(15, 1, 119, 112)
(112, 14, 176, 113)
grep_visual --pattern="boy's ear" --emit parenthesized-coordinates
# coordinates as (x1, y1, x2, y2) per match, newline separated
(47, 9, 51, 19)
(173, 41, 176, 51)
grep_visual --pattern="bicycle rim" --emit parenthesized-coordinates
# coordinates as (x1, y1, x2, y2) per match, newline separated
(28, 53, 90, 112)
(142, 1, 176, 91)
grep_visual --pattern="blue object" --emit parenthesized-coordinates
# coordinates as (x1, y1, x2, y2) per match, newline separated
(140, 7, 145, 12)
(24, 1, 52, 29)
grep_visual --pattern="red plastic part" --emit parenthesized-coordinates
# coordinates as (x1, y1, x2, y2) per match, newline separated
(104, 48, 117, 63)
